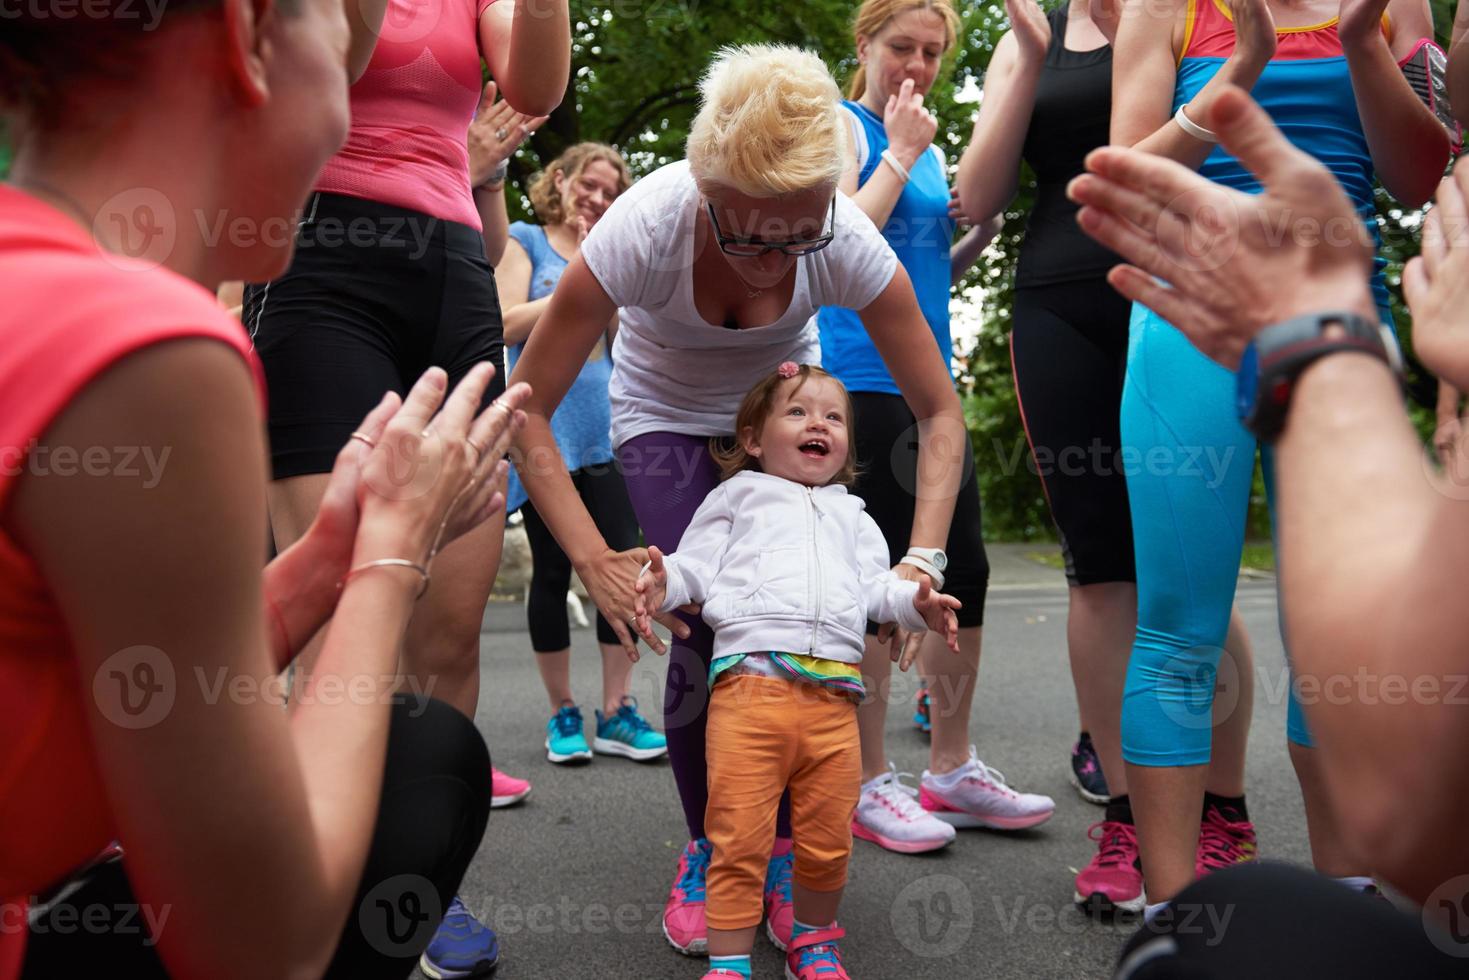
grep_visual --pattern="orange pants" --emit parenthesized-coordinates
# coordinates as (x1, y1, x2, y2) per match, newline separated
(704, 674, 861, 930)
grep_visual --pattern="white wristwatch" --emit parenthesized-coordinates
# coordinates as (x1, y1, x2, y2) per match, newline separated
(900, 547, 948, 587)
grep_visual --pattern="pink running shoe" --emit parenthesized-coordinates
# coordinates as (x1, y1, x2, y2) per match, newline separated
(664, 838, 712, 956)
(1074, 820, 1146, 914)
(490, 767, 531, 808)
(701, 972, 746, 979)
(852, 766, 956, 854)
(919, 747, 1055, 830)
(1195, 803, 1258, 878)
(764, 839, 795, 951)
(785, 924, 849, 980)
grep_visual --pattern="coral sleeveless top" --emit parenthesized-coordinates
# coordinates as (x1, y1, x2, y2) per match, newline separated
(0, 185, 263, 978)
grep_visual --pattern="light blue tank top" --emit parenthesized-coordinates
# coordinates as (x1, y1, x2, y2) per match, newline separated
(1173, 6, 1391, 317)
(817, 100, 955, 395)
(504, 222, 614, 514)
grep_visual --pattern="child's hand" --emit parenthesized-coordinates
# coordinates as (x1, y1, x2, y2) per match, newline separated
(912, 579, 962, 657)
(632, 546, 672, 658)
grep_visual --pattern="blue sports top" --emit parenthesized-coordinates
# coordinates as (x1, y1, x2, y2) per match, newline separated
(504, 221, 615, 513)
(1174, 0, 1393, 311)
(817, 100, 955, 395)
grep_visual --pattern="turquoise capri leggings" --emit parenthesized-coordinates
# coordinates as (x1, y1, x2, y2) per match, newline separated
(1120, 293, 1393, 766)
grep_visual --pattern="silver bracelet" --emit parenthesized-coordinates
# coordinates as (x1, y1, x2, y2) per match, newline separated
(477, 159, 509, 190)
(339, 558, 431, 599)
(1173, 104, 1220, 143)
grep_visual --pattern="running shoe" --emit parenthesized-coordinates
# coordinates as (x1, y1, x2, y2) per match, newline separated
(489, 767, 531, 808)
(919, 746, 1055, 830)
(545, 704, 592, 764)
(1074, 819, 1145, 914)
(664, 838, 712, 956)
(701, 972, 748, 979)
(851, 765, 956, 853)
(1069, 731, 1109, 805)
(785, 924, 849, 980)
(912, 687, 932, 734)
(1195, 801, 1258, 877)
(764, 840, 795, 951)
(593, 697, 668, 761)
(419, 896, 500, 979)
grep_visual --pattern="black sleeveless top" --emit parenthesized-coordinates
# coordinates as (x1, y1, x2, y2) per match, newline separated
(1015, 5, 1120, 288)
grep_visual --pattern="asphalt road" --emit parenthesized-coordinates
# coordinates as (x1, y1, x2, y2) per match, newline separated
(439, 547, 1307, 980)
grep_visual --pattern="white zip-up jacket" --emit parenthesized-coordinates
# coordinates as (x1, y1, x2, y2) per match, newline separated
(658, 470, 929, 663)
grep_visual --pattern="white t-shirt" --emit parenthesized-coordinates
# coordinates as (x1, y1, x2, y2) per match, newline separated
(580, 160, 898, 448)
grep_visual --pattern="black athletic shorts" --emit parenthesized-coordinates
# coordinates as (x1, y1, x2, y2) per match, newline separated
(849, 391, 988, 629)
(243, 191, 506, 480)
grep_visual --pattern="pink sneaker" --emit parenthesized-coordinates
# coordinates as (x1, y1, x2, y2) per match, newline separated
(701, 972, 745, 979)
(490, 766, 531, 808)
(664, 838, 711, 956)
(764, 839, 794, 951)
(919, 747, 1054, 830)
(852, 766, 956, 854)
(1195, 803, 1258, 878)
(1074, 820, 1146, 914)
(785, 924, 849, 980)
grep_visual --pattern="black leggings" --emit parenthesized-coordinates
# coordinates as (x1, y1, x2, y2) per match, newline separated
(1115, 863, 1467, 979)
(22, 695, 491, 980)
(1011, 279, 1135, 585)
(521, 461, 640, 652)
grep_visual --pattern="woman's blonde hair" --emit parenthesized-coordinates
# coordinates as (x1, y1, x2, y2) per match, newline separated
(848, 0, 961, 100)
(712, 364, 858, 486)
(686, 44, 848, 198)
(527, 142, 632, 227)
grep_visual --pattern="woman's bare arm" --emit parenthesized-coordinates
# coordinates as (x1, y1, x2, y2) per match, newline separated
(498, 237, 552, 346)
(479, 0, 571, 117)
(11, 342, 417, 980)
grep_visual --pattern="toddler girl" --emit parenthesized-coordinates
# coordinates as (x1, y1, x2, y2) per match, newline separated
(634, 362, 960, 979)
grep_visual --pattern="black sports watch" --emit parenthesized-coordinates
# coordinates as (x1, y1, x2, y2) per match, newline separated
(1235, 310, 1402, 443)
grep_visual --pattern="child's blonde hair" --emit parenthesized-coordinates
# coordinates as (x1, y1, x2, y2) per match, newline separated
(847, 0, 961, 100)
(686, 44, 848, 198)
(712, 364, 858, 486)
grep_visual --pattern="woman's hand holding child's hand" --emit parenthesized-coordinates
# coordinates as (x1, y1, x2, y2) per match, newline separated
(633, 545, 671, 659)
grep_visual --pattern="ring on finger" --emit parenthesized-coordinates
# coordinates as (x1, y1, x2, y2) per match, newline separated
(495, 127, 509, 140)
(466, 436, 486, 458)
(350, 431, 376, 449)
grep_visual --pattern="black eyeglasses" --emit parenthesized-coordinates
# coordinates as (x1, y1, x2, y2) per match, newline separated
(704, 199, 836, 257)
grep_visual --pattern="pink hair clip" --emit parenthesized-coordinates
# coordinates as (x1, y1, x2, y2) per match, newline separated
(777, 361, 801, 379)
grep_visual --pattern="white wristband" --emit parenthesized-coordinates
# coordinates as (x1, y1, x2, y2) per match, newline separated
(880, 148, 911, 184)
(1173, 104, 1219, 143)
(898, 555, 945, 589)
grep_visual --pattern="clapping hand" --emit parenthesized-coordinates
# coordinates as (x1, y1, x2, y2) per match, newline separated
(467, 81, 546, 188)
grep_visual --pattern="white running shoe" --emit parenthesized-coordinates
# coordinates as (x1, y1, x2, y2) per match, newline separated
(851, 765, 957, 854)
(920, 746, 1055, 830)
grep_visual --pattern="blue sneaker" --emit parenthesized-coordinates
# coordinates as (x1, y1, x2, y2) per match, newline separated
(545, 704, 592, 764)
(419, 896, 499, 979)
(594, 698, 668, 761)
(913, 687, 932, 734)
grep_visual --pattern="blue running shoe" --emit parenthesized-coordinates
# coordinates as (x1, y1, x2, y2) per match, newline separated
(594, 697, 668, 761)
(419, 896, 499, 979)
(545, 704, 592, 764)
(913, 688, 932, 734)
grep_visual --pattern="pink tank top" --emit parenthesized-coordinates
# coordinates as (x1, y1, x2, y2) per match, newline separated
(316, 0, 499, 229)
(0, 185, 264, 978)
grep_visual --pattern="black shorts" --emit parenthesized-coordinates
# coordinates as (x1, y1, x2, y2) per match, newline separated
(849, 391, 988, 629)
(1011, 279, 1134, 585)
(243, 192, 506, 481)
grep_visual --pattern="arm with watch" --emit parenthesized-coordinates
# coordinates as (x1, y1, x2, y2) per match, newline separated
(1069, 84, 1469, 907)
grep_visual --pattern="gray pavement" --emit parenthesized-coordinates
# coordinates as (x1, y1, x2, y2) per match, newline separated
(447, 544, 1306, 979)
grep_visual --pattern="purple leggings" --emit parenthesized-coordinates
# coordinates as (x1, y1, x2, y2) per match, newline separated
(619, 431, 792, 841)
